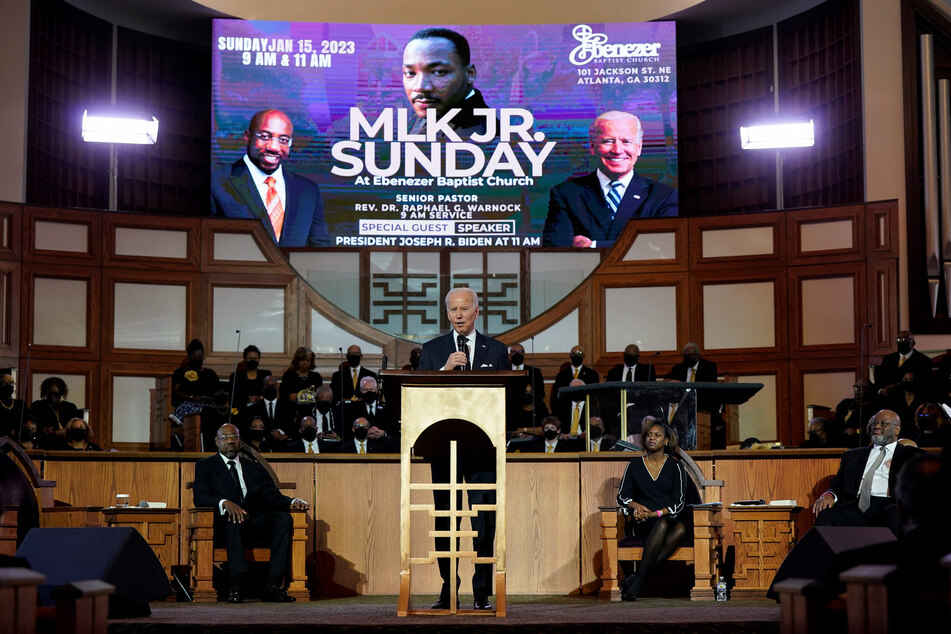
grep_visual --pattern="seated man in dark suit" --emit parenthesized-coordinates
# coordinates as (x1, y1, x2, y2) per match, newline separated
(875, 330, 933, 397)
(812, 409, 923, 536)
(330, 345, 378, 405)
(543, 110, 677, 248)
(584, 416, 617, 452)
(533, 415, 581, 453)
(340, 417, 386, 454)
(605, 343, 656, 436)
(193, 423, 308, 603)
(211, 109, 330, 247)
(556, 378, 600, 436)
(343, 376, 393, 449)
(246, 375, 296, 445)
(284, 415, 337, 454)
(667, 342, 723, 448)
(550, 345, 599, 418)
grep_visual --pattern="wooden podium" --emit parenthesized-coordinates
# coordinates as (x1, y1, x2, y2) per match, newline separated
(381, 369, 523, 617)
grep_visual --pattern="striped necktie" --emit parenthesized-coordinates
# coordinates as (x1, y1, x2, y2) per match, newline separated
(606, 181, 623, 216)
(264, 176, 284, 241)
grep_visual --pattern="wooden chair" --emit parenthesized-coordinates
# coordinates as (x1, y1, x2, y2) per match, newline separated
(187, 444, 308, 602)
(599, 448, 724, 600)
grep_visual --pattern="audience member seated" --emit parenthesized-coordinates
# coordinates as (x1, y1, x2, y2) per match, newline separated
(60, 417, 101, 451)
(509, 382, 549, 434)
(555, 378, 599, 436)
(198, 389, 242, 452)
(0, 370, 31, 444)
(31, 376, 80, 450)
(874, 330, 933, 398)
(401, 346, 422, 371)
(284, 416, 332, 454)
(229, 345, 272, 419)
(605, 343, 656, 437)
(616, 419, 689, 601)
(833, 379, 879, 447)
(799, 416, 836, 448)
(192, 423, 308, 603)
(584, 416, 617, 452)
(343, 376, 393, 449)
(622, 415, 656, 451)
(532, 415, 580, 453)
(310, 385, 340, 443)
(884, 371, 933, 431)
(243, 416, 273, 453)
(666, 342, 724, 448)
(280, 347, 323, 424)
(246, 375, 296, 444)
(550, 345, 599, 414)
(330, 345, 377, 405)
(18, 419, 38, 450)
(911, 402, 951, 448)
(812, 409, 923, 536)
(340, 417, 385, 454)
(508, 343, 545, 408)
(170, 339, 220, 425)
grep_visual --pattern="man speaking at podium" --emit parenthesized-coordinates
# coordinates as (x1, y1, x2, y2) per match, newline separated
(418, 287, 508, 610)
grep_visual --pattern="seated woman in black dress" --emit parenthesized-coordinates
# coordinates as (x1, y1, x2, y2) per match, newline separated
(616, 417, 688, 601)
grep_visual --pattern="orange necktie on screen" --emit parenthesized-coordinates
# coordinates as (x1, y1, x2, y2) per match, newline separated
(264, 176, 284, 241)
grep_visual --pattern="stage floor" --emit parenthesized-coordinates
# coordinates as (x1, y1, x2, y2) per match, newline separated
(111, 595, 781, 633)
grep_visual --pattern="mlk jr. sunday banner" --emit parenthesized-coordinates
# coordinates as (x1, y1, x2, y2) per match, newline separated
(212, 21, 677, 248)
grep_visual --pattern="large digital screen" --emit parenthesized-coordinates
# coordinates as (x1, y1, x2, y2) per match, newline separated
(212, 21, 677, 249)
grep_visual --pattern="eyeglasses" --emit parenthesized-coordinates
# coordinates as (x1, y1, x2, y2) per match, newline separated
(252, 132, 292, 146)
(218, 433, 240, 440)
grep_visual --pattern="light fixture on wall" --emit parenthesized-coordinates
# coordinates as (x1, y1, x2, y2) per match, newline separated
(81, 108, 159, 145)
(739, 119, 814, 150)
(740, 117, 815, 210)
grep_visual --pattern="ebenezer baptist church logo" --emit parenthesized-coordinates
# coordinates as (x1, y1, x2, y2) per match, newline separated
(568, 25, 661, 65)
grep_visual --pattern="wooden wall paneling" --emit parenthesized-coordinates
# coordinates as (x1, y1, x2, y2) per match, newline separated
(787, 262, 865, 358)
(200, 218, 290, 274)
(21, 206, 103, 266)
(579, 458, 628, 593)
(28, 358, 100, 442)
(787, 358, 860, 447)
(786, 204, 865, 266)
(266, 458, 317, 595)
(688, 266, 788, 362)
(99, 362, 178, 452)
(598, 217, 688, 274)
(41, 454, 181, 509)
(0, 260, 21, 359)
(864, 201, 900, 260)
(20, 264, 101, 362)
(0, 202, 23, 261)
(99, 268, 200, 362)
(714, 360, 788, 446)
(866, 259, 899, 356)
(591, 271, 689, 370)
(102, 212, 201, 272)
(687, 212, 786, 271)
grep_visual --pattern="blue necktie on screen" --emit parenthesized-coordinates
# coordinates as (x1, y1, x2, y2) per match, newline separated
(606, 181, 623, 216)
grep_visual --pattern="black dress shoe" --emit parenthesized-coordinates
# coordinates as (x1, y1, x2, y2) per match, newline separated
(227, 590, 243, 604)
(261, 586, 296, 603)
(621, 589, 638, 602)
(431, 597, 450, 609)
(473, 598, 494, 610)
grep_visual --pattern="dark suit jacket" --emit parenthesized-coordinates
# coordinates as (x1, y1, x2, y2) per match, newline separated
(550, 365, 600, 412)
(418, 331, 509, 373)
(531, 437, 581, 453)
(282, 437, 340, 454)
(340, 439, 386, 454)
(542, 170, 678, 248)
(825, 443, 924, 503)
(666, 357, 719, 412)
(211, 159, 330, 247)
(193, 453, 292, 516)
(875, 350, 933, 391)
(606, 363, 656, 382)
(330, 365, 378, 404)
(246, 399, 297, 437)
(342, 401, 392, 442)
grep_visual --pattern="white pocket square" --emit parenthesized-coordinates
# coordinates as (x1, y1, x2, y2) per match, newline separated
(480, 363, 493, 368)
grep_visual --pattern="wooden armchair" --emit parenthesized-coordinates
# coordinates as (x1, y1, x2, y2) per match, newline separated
(599, 448, 724, 600)
(187, 445, 308, 602)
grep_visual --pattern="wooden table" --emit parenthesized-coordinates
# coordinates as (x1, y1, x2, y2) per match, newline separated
(729, 505, 801, 598)
(100, 507, 180, 580)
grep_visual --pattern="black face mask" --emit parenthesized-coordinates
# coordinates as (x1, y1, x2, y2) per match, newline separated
(897, 342, 912, 355)
(362, 391, 377, 404)
(66, 427, 87, 442)
(544, 428, 558, 440)
(301, 426, 318, 442)
(188, 357, 203, 370)
(808, 432, 823, 444)
(347, 355, 361, 367)
(901, 380, 916, 392)
(214, 393, 229, 407)
(510, 352, 525, 366)
(623, 354, 638, 367)
(248, 429, 267, 442)
(245, 360, 259, 371)
(315, 401, 331, 414)
(683, 355, 699, 366)
(569, 354, 583, 366)
(353, 427, 369, 441)
(917, 415, 937, 432)
(522, 391, 535, 406)
(262, 386, 278, 400)
(590, 426, 603, 440)
(20, 428, 35, 444)
(0, 385, 13, 399)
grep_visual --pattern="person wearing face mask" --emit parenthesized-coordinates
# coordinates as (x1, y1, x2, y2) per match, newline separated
(330, 345, 378, 406)
(883, 371, 935, 433)
(343, 376, 393, 450)
(61, 417, 101, 451)
(509, 382, 550, 436)
(402, 347, 422, 371)
(911, 402, 951, 447)
(169, 339, 220, 427)
(554, 378, 601, 436)
(31, 376, 80, 449)
(666, 342, 723, 447)
(246, 375, 296, 443)
(283, 416, 327, 454)
(531, 416, 578, 453)
(310, 385, 340, 444)
(798, 417, 834, 448)
(585, 416, 617, 452)
(875, 331, 933, 399)
(341, 418, 385, 454)
(550, 345, 600, 415)
(229, 345, 272, 419)
(605, 344, 657, 437)
(242, 416, 272, 453)
(0, 371, 32, 444)
(508, 343, 545, 410)
(813, 409, 923, 536)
